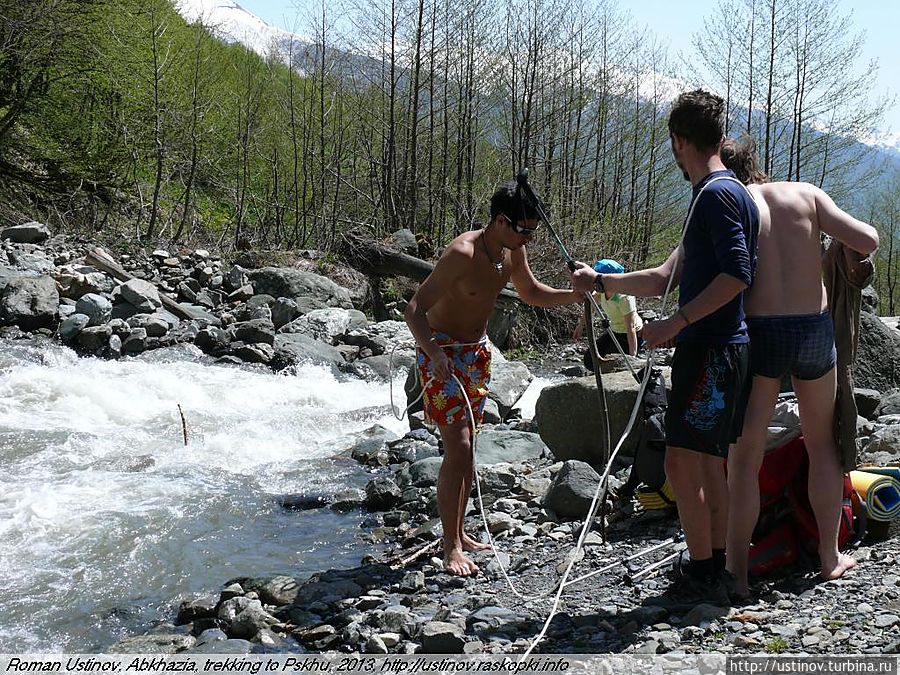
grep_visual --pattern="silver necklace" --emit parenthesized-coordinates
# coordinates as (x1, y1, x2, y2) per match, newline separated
(481, 230, 504, 274)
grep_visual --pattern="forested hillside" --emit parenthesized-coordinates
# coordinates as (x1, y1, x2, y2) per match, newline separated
(1, 0, 898, 310)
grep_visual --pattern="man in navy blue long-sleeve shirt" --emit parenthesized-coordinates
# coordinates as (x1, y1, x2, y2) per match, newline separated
(573, 89, 759, 607)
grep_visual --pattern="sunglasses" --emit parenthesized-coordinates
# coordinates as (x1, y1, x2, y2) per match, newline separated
(503, 214, 540, 236)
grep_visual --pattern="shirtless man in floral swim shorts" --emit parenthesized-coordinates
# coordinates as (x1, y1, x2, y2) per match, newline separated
(405, 180, 581, 576)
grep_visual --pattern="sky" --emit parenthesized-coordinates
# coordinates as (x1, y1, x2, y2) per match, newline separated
(237, 0, 899, 135)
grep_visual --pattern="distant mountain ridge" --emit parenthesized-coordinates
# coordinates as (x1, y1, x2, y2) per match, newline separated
(175, 0, 308, 57)
(865, 131, 900, 160)
(173, 0, 900, 187)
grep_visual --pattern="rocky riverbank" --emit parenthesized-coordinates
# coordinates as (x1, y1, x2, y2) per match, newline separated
(2, 222, 900, 656)
(106, 423, 900, 656)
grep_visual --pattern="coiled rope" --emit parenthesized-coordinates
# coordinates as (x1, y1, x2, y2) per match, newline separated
(384, 175, 756, 658)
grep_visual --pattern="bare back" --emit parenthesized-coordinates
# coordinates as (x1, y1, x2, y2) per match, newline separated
(744, 182, 826, 316)
(744, 181, 879, 317)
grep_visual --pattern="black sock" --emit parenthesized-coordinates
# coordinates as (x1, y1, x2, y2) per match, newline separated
(688, 556, 715, 582)
(713, 548, 726, 575)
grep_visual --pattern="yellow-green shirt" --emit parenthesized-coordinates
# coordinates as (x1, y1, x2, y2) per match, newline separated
(594, 292, 643, 334)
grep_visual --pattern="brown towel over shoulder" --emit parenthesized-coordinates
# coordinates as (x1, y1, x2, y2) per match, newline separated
(823, 240, 875, 471)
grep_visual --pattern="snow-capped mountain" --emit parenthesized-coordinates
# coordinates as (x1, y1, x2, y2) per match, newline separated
(175, 0, 900, 176)
(175, 0, 307, 57)
(862, 130, 900, 159)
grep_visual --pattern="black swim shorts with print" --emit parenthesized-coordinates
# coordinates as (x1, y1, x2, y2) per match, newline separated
(746, 311, 836, 381)
(665, 342, 750, 458)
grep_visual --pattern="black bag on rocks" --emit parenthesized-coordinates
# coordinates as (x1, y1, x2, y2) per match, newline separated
(620, 366, 668, 498)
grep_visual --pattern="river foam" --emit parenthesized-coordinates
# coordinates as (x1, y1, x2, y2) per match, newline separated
(0, 339, 408, 652)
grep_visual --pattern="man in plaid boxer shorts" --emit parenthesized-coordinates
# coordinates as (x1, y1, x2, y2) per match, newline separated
(405, 181, 581, 576)
(721, 135, 880, 599)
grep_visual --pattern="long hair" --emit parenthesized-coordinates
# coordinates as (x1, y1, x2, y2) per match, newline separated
(721, 135, 770, 185)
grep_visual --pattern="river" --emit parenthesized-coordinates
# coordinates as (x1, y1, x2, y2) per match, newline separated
(0, 338, 552, 652)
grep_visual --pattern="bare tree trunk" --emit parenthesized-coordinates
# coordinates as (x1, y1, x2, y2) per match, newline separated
(746, 0, 757, 133)
(763, 0, 777, 176)
(288, 38, 303, 247)
(175, 24, 206, 242)
(402, 0, 426, 232)
(426, 0, 437, 238)
(318, 1, 328, 245)
(145, 4, 169, 239)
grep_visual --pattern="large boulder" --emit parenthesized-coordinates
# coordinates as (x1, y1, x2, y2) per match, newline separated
(279, 307, 367, 344)
(855, 388, 884, 420)
(855, 312, 900, 393)
(390, 228, 418, 256)
(365, 477, 401, 511)
(248, 267, 353, 309)
(271, 297, 300, 329)
(396, 456, 443, 488)
(487, 360, 533, 416)
(231, 342, 274, 364)
(0, 264, 22, 295)
(228, 318, 275, 345)
(347, 352, 416, 381)
(0, 276, 59, 330)
(59, 313, 90, 341)
(343, 320, 414, 356)
(877, 389, 900, 417)
(543, 460, 603, 519)
(117, 278, 162, 312)
(861, 285, 879, 314)
(271, 333, 345, 371)
(240, 575, 301, 606)
(75, 293, 112, 326)
(53, 266, 115, 299)
(105, 633, 195, 654)
(195, 326, 231, 355)
(7, 248, 53, 274)
(420, 621, 465, 654)
(534, 371, 644, 467)
(474, 429, 548, 466)
(860, 425, 900, 462)
(1, 221, 50, 244)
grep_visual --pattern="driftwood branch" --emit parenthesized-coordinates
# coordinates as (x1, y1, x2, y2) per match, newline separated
(381, 539, 441, 569)
(177, 404, 188, 446)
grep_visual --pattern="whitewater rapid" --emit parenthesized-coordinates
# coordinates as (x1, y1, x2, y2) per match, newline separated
(0, 339, 553, 652)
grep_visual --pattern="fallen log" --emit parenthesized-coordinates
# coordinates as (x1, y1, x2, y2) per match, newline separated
(341, 232, 521, 348)
(85, 247, 207, 322)
(340, 231, 520, 303)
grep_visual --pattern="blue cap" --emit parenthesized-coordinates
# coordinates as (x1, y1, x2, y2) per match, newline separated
(593, 259, 625, 275)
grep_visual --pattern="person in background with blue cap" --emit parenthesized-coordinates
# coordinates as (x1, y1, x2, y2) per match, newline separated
(572, 258, 644, 371)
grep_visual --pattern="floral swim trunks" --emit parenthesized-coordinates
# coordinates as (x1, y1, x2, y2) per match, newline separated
(416, 331, 492, 427)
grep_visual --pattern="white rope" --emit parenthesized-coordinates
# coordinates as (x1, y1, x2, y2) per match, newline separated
(582, 294, 639, 379)
(517, 355, 654, 659)
(518, 174, 757, 658)
(385, 175, 759, 656)
(388, 340, 425, 420)
(388, 336, 562, 602)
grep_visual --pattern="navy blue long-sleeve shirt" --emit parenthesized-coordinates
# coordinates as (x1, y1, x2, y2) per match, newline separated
(678, 170, 759, 345)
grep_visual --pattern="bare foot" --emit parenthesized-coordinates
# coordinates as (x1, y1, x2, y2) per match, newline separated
(820, 553, 856, 581)
(444, 548, 479, 576)
(461, 532, 491, 552)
